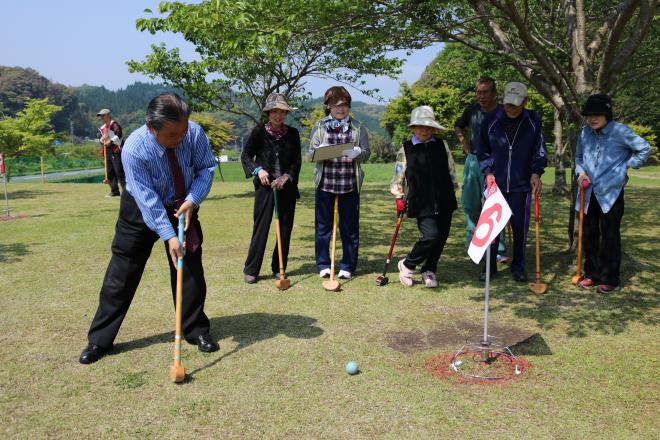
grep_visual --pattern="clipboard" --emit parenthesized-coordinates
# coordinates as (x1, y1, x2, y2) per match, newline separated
(310, 142, 353, 162)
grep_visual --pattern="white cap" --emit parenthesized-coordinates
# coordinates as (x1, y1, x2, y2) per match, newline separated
(503, 82, 528, 106)
(96, 108, 111, 116)
(408, 106, 444, 130)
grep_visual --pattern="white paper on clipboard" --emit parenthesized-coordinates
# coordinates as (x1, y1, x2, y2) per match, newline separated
(310, 142, 353, 162)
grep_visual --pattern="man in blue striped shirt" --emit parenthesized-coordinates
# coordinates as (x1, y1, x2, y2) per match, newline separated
(80, 93, 219, 364)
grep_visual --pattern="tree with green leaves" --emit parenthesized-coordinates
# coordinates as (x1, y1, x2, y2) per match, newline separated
(381, 82, 464, 149)
(0, 98, 61, 158)
(0, 66, 85, 136)
(382, 43, 555, 157)
(376, 0, 657, 244)
(128, 0, 407, 125)
(191, 113, 235, 157)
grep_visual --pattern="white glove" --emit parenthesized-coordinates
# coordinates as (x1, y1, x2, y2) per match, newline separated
(108, 130, 120, 146)
(343, 147, 361, 160)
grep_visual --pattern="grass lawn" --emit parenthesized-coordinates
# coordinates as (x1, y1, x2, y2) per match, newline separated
(1, 163, 658, 438)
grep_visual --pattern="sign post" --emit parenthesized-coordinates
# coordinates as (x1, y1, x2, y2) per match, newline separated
(468, 183, 512, 347)
(1, 152, 10, 217)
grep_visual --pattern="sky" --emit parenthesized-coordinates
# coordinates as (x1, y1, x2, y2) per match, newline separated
(0, 0, 444, 105)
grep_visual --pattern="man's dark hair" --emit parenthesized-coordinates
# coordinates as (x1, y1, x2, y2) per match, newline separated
(146, 93, 191, 130)
(476, 77, 496, 93)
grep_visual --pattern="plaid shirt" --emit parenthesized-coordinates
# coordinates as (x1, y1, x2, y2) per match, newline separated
(320, 122, 357, 194)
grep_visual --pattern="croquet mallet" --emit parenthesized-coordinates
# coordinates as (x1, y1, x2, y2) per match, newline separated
(375, 211, 405, 286)
(273, 188, 291, 290)
(572, 179, 590, 285)
(322, 195, 340, 292)
(528, 192, 548, 294)
(169, 215, 186, 383)
(99, 128, 109, 184)
(102, 141, 110, 184)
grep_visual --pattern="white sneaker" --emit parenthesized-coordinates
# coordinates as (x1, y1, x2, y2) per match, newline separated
(319, 268, 331, 278)
(337, 270, 352, 279)
(398, 260, 414, 287)
(421, 271, 438, 288)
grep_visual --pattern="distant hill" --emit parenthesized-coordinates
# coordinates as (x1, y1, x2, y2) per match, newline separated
(1, 66, 387, 141)
(301, 98, 387, 138)
(72, 82, 183, 116)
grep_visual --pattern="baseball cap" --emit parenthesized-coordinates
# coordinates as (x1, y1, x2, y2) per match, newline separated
(96, 109, 111, 116)
(503, 82, 528, 106)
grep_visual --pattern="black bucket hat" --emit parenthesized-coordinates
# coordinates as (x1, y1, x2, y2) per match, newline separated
(581, 94, 613, 120)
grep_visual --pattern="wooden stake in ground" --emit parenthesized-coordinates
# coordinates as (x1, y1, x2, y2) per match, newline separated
(528, 192, 548, 294)
(169, 215, 186, 383)
(572, 180, 589, 285)
(273, 188, 290, 290)
(322, 195, 340, 292)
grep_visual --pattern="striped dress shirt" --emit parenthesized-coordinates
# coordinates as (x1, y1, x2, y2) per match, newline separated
(121, 122, 217, 241)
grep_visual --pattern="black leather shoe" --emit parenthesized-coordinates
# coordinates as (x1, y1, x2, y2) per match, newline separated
(479, 270, 498, 282)
(79, 343, 111, 364)
(192, 334, 219, 353)
(512, 271, 528, 282)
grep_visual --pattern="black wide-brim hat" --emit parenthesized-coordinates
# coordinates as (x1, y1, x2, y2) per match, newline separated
(581, 94, 613, 117)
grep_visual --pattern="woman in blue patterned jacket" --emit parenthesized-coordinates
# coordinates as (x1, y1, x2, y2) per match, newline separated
(575, 94, 650, 294)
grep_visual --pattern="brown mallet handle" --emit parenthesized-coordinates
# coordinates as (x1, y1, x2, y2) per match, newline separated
(102, 141, 109, 184)
(329, 195, 339, 282)
(273, 189, 286, 278)
(172, 215, 185, 377)
(534, 193, 541, 284)
(575, 185, 586, 279)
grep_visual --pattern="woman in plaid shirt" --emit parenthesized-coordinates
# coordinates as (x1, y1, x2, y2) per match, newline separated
(309, 86, 370, 279)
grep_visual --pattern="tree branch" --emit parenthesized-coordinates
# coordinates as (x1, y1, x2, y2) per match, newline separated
(598, 0, 658, 91)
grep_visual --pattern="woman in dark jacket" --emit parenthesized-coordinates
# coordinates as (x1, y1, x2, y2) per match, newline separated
(241, 93, 301, 283)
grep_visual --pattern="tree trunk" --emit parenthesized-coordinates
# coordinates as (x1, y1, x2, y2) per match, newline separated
(552, 109, 569, 195)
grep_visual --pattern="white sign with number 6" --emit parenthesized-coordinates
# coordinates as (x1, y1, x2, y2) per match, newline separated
(468, 184, 512, 264)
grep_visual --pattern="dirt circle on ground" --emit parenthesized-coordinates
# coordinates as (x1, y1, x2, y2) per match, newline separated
(0, 213, 28, 221)
(425, 351, 533, 386)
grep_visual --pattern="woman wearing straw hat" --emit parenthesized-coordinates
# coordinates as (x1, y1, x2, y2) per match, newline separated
(241, 93, 302, 283)
(390, 106, 458, 288)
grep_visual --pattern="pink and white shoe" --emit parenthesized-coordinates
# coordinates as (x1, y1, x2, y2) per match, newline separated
(421, 271, 438, 288)
(398, 260, 414, 287)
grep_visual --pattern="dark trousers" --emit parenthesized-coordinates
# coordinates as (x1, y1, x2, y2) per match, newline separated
(87, 192, 210, 348)
(315, 188, 360, 273)
(244, 182, 297, 276)
(583, 190, 624, 286)
(404, 213, 452, 273)
(107, 149, 125, 195)
(488, 191, 531, 274)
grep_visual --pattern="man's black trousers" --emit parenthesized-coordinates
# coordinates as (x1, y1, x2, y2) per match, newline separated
(87, 192, 210, 348)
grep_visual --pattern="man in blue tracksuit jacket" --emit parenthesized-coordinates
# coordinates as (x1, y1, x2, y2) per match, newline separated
(477, 82, 547, 282)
